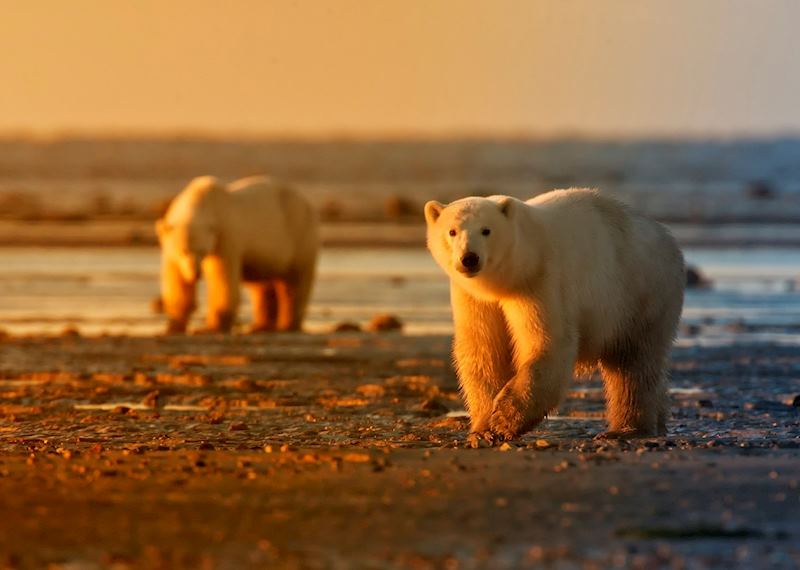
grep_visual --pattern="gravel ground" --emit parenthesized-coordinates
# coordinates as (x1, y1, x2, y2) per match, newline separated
(0, 332, 798, 569)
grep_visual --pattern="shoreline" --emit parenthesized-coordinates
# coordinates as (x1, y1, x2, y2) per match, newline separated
(0, 220, 800, 248)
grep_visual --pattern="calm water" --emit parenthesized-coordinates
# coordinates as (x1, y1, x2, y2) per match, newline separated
(0, 247, 799, 343)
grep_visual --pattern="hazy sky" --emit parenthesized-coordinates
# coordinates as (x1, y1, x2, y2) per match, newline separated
(2, 0, 800, 136)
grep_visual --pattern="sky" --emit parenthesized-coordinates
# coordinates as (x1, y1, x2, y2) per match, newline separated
(1, 0, 800, 137)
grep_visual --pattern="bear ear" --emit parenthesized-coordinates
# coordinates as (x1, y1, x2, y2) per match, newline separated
(424, 201, 445, 225)
(497, 197, 515, 218)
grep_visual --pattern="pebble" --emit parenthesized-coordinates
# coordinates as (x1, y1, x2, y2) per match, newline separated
(142, 390, 160, 408)
(366, 314, 404, 332)
(420, 397, 450, 414)
(332, 322, 361, 333)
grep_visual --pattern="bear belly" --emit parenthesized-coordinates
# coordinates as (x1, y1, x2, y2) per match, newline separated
(242, 262, 281, 282)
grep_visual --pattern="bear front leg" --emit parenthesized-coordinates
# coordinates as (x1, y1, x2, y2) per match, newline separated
(491, 300, 576, 441)
(202, 254, 241, 333)
(160, 258, 196, 334)
(450, 285, 514, 447)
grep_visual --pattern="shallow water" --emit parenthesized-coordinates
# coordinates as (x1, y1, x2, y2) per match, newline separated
(0, 246, 798, 342)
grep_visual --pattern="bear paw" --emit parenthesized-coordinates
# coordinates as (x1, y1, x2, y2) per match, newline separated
(465, 431, 496, 449)
(489, 390, 543, 442)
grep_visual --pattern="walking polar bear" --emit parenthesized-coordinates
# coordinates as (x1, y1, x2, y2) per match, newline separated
(424, 189, 685, 446)
(156, 175, 319, 334)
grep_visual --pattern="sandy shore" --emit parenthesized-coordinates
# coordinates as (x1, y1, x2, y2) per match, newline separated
(0, 332, 798, 568)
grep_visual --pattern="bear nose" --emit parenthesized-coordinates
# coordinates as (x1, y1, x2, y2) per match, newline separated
(461, 252, 480, 269)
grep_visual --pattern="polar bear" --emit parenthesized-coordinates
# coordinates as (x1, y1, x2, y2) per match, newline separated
(424, 189, 684, 445)
(156, 175, 319, 334)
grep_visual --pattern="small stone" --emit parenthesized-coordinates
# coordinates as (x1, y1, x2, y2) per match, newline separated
(332, 321, 361, 333)
(724, 319, 750, 333)
(682, 324, 702, 337)
(198, 442, 215, 451)
(356, 384, 385, 398)
(366, 314, 404, 332)
(112, 406, 131, 415)
(697, 399, 713, 408)
(61, 325, 81, 338)
(535, 439, 554, 449)
(420, 397, 450, 414)
(343, 452, 371, 463)
(686, 266, 712, 289)
(498, 442, 514, 451)
(142, 390, 161, 408)
(229, 422, 249, 431)
(746, 180, 776, 200)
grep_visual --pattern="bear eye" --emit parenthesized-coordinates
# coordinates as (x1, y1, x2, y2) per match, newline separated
(481, 228, 491, 236)
(448, 229, 457, 237)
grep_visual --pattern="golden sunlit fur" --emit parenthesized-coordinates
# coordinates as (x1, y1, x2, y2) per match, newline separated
(425, 189, 685, 444)
(156, 175, 319, 334)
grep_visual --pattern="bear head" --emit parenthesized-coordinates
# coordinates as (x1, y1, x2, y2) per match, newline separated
(424, 196, 521, 294)
(156, 176, 223, 283)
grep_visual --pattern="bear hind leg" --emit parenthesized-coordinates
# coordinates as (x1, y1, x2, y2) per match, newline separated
(274, 266, 315, 332)
(598, 346, 670, 439)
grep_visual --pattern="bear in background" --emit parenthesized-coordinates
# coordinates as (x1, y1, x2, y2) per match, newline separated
(156, 175, 319, 334)
(424, 189, 685, 446)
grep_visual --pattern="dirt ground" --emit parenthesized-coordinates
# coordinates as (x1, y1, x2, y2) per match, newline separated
(0, 332, 798, 569)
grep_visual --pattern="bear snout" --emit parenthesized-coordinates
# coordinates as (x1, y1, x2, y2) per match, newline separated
(457, 252, 481, 275)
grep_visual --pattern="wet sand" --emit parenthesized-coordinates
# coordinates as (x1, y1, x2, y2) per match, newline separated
(1, 332, 798, 568)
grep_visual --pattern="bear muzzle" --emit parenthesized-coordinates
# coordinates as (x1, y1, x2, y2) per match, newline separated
(456, 252, 482, 276)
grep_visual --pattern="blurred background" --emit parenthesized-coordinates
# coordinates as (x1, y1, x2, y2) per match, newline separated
(1, 0, 799, 338)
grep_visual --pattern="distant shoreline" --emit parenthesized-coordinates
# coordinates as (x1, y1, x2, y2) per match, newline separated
(0, 220, 799, 249)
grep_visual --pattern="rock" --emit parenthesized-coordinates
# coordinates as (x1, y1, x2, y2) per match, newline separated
(61, 325, 81, 338)
(366, 314, 404, 332)
(229, 422, 249, 431)
(535, 439, 554, 449)
(420, 397, 450, 414)
(332, 321, 361, 333)
(355, 384, 386, 398)
(724, 319, 751, 333)
(746, 180, 776, 200)
(142, 390, 161, 408)
(686, 266, 712, 289)
(682, 324, 702, 337)
(384, 195, 417, 219)
(697, 399, 713, 408)
(744, 400, 792, 412)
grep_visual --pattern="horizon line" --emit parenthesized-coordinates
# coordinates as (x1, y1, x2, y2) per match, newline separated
(2, 126, 800, 143)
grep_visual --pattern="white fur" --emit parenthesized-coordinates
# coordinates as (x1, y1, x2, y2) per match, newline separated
(425, 189, 685, 443)
(157, 175, 319, 333)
